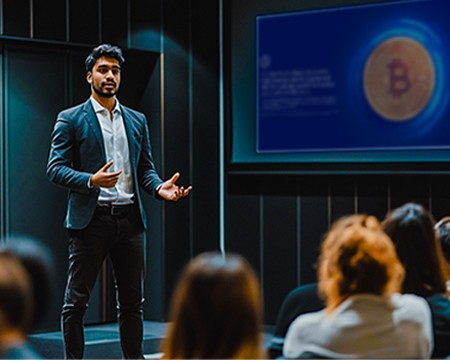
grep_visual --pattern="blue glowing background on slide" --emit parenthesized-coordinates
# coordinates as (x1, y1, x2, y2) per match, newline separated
(256, 0, 450, 154)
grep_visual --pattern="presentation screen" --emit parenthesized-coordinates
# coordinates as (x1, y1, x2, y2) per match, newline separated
(230, 0, 450, 173)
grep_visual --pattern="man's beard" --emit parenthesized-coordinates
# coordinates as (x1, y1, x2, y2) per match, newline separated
(92, 83, 118, 98)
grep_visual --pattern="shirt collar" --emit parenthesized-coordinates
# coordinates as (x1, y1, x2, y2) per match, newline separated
(90, 96, 121, 115)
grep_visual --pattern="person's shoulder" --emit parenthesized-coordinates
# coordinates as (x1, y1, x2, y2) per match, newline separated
(289, 308, 325, 333)
(120, 104, 145, 118)
(57, 100, 90, 119)
(391, 293, 431, 320)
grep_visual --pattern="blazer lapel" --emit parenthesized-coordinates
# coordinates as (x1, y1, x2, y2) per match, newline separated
(83, 100, 106, 160)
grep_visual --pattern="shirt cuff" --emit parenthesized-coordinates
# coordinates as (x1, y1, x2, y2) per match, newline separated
(87, 176, 94, 189)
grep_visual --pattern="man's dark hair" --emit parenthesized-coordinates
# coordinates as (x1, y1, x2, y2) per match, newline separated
(85, 43, 125, 72)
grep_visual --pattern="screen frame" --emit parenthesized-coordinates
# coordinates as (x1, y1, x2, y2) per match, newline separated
(224, 0, 450, 175)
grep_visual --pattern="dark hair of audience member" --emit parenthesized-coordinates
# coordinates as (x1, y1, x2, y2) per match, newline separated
(382, 203, 448, 297)
(161, 252, 265, 359)
(435, 216, 450, 264)
(0, 235, 54, 329)
(0, 251, 33, 336)
(318, 214, 405, 312)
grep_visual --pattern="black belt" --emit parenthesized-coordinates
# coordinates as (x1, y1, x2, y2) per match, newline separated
(95, 203, 134, 217)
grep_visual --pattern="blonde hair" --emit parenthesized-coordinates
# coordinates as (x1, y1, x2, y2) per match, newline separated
(161, 252, 265, 359)
(318, 215, 404, 311)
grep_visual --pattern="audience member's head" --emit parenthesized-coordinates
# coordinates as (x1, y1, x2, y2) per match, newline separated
(318, 214, 405, 311)
(162, 252, 265, 359)
(0, 235, 54, 329)
(0, 251, 33, 341)
(382, 202, 448, 297)
(435, 216, 450, 265)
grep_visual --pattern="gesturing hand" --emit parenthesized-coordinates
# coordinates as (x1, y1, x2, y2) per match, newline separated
(157, 172, 192, 201)
(90, 160, 122, 188)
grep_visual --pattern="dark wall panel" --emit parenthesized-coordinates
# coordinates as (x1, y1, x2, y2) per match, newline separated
(69, 0, 100, 44)
(3, 0, 30, 37)
(69, 53, 90, 104)
(330, 177, 356, 223)
(390, 175, 430, 210)
(191, 0, 220, 255)
(227, 176, 261, 278)
(101, 0, 128, 47)
(161, 0, 192, 314)
(262, 178, 298, 324)
(5, 47, 70, 330)
(357, 176, 388, 220)
(298, 178, 328, 284)
(141, 58, 164, 321)
(130, 0, 161, 52)
(431, 176, 450, 221)
(33, 0, 66, 40)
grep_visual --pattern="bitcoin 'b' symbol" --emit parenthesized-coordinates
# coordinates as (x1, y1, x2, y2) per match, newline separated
(363, 36, 435, 122)
(387, 58, 410, 98)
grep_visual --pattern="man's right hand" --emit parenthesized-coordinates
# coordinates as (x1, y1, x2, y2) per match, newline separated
(90, 160, 122, 188)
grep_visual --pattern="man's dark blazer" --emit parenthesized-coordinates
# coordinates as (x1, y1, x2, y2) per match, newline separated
(47, 99, 163, 230)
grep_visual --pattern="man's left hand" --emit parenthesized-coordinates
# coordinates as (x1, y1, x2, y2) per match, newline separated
(157, 172, 192, 201)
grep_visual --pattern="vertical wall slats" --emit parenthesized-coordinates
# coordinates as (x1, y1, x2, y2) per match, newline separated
(329, 177, 356, 223)
(161, 0, 192, 314)
(191, 0, 220, 256)
(263, 177, 298, 324)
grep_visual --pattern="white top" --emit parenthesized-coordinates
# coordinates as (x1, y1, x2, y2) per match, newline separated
(91, 97, 134, 205)
(283, 293, 433, 359)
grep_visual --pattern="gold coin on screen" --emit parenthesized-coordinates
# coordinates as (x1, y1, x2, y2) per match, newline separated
(363, 36, 435, 122)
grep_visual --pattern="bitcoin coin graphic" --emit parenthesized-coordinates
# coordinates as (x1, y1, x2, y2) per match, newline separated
(363, 36, 435, 122)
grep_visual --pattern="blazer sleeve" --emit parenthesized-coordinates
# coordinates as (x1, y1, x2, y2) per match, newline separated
(46, 117, 93, 194)
(137, 116, 163, 195)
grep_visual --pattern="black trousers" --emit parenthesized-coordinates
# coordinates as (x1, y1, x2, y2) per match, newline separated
(62, 204, 145, 359)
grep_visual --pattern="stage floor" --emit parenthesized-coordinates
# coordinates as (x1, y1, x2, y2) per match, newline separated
(29, 321, 274, 359)
(29, 321, 167, 359)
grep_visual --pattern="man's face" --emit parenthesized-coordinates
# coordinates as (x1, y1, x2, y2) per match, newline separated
(87, 56, 121, 98)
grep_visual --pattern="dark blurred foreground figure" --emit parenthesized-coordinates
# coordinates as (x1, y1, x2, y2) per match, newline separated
(1, 235, 54, 330)
(383, 203, 450, 358)
(0, 251, 43, 359)
(435, 215, 450, 289)
(161, 252, 266, 359)
(284, 214, 433, 359)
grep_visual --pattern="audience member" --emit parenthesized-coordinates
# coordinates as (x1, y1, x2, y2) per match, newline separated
(0, 235, 54, 330)
(268, 283, 324, 358)
(435, 216, 450, 290)
(161, 251, 266, 359)
(0, 251, 42, 359)
(383, 203, 450, 358)
(283, 214, 433, 359)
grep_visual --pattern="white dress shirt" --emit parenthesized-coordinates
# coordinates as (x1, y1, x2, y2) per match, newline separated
(91, 97, 134, 205)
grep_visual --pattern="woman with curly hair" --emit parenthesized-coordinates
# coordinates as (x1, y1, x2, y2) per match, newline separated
(283, 214, 433, 359)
